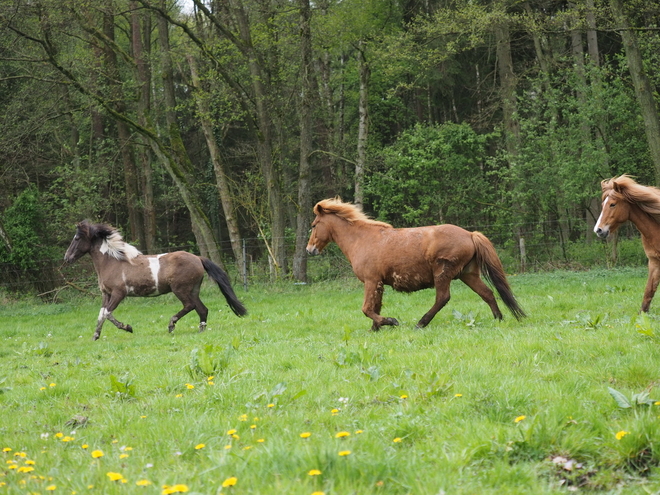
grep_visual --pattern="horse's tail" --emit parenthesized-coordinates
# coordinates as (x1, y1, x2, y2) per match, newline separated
(471, 232, 526, 320)
(201, 258, 247, 317)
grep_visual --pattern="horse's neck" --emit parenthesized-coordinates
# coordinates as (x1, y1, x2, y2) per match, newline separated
(89, 242, 124, 273)
(628, 204, 660, 239)
(330, 218, 377, 261)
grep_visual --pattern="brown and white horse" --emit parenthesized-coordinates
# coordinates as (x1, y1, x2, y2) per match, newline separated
(306, 198, 525, 331)
(64, 220, 246, 340)
(595, 175, 660, 312)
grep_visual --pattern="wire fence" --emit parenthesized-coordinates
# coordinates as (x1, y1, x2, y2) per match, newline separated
(0, 219, 646, 301)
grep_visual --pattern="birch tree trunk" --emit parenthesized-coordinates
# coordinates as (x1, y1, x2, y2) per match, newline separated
(355, 40, 369, 208)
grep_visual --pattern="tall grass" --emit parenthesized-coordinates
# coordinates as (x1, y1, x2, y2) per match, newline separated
(2, 268, 660, 493)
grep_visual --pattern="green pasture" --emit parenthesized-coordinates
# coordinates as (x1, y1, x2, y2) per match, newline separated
(3, 268, 660, 494)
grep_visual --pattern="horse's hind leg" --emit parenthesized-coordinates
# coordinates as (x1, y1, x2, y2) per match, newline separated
(459, 266, 503, 320)
(170, 282, 206, 333)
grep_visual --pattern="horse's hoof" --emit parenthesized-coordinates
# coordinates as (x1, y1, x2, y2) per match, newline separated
(385, 317, 399, 326)
(92, 334, 100, 341)
(125, 325, 133, 333)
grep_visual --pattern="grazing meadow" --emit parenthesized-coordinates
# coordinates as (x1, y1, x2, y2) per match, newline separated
(3, 268, 660, 494)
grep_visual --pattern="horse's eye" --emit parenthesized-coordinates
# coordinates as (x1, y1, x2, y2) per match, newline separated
(609, 203, 616, 208)
(74, 235, 80, 240)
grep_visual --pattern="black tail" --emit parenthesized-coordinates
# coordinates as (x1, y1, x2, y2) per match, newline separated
(201, 258, 247, 317)
(471, 232, 526, 320)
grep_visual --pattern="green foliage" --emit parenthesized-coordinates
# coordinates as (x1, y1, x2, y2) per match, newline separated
(608, 387, 656, 409)
(185, 344, 233, 379)
(108, 374, 137, 401)
(367, 122, 494, 227)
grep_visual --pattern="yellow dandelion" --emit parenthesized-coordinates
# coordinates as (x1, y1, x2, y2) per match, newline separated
(454, 393, 463, 397)
(308, 469, 321, 476)
(208, 381, 214, 385)
(224, 445, 232, 450)
(123, 447, 133, 451)
(91, 450, 104, 458)
(335, 431, 350, 438)
(46, 485, 56, 491)
(257, 438, 265, 443)
(172, 484, 189, 493)
(300, 432, 312, 439)
(186, 384, 194, 390)
(81, 444, 88, 449)
(112, 440, 118, 444)
(17, 466, 34, 473)
(14, 452, 26, 458)
(655, 401, 660, 406)
(136, 479, 152, 486)
(54, 433, 64, 438)
(25, 459, 35, 465)
(267, 403, 275, 408)
(175, 394, 183, 398)
(119, 454, 129, 459)
(2, 448, 11, 452)
(312, 492, 325, 495)
(616, 430, 630, 440)
(250, 424, 257, 429)
(338, 450, 351, 456)
(227, 429, 237, 435)
(61, 436, 74, 442)
(8, 464, 17, 470)
(238, 414, 248, 421)
(514, 415, 526, 423)
(243, 446, 252, 450)
(40, 387, 46, 391)
(106, 472, 124, 482)
(195, 443, 205, 450)
(140, 415, 147, 419)
(393, 437, 402, 443)
(331, 408, 339, 414)
(232, 434, 240, 439)
(222, 477, 237, 487)
(355, 430, 364, 434)
(400, 394, 408, 399)
(49, 383, 56, 387)
(207, 376, 214, 381)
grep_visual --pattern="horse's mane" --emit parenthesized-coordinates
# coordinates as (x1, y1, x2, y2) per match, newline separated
(77, 220, 142, 262)
(602, 175, 660, 222)
(314, 198, 392, 228)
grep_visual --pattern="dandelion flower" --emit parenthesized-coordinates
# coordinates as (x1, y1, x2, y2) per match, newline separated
(250, 424, 257, 429)
(331, 408, 339, 414)
(238, 414, 248, 421)
(46, 485, 56, 491)
(267, 403, 275, 408)
(222, 477, 237, 487)
(224, 445, 232, 450)
(257, 439, 265, 443)
(61, 436, 74, 442)
(311, 492, 325, 495)
(308, 469, 321, 476)
(123, 446, 133, 451)
(355, 430, 364, 434)
(393, 437, 402, 443)
(338, 450, 351, 456)
(136, 479, 152, 486)
(2, 448, 11, 453)
(400, 394, 408, 399)
(175, 394, 183, 398)
(25, 460, 35, 465)
(227, 429, 237, 435)
(514, 415, 526, 423)
(106, 472, 124, 482)
(49, 383, 56, 387)
(40, 387, 46, 391)
(140, 415, 147, 419)
(55, 433, 63, 438)
(616, 430, 629, 440)
(335, 431, 350, 438)
(185, 384, 194, 390)
(300, 432, 311, 439)
(162, 484, 189, 494)
(119, 454, 129, 459)
(91, 450, 104, 458)
(17, 466, 34, 473)
(81, 444, 88, 449)
(195, 444, 205, 450)
(454, 394, 463, 397)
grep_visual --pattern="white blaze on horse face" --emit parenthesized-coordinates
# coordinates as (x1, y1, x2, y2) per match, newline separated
(149, 257, 161, 293)
(594, 196, 610, 236)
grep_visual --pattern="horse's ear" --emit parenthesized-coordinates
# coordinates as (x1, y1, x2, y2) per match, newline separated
(612, 180, 624, 194)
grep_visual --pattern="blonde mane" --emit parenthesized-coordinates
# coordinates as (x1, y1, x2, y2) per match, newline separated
(99, 230, 141, 262)
(314, 198, 392, 228)
(602, 175, 660, 222)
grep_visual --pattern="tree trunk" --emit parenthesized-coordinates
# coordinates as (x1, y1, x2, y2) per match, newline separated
(232, 0, 287, 277)
(156, 1, 223, 266)
(494, 22, 520, 157)
(293, 0, 314, 282)
(187, 53, 245, 270)
(355, 40, 369, 208)
(130, 1, 157, 253)
(610, 0, 660, 184)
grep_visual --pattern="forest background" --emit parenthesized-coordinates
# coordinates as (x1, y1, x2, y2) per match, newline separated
(1, 0, 659, 296)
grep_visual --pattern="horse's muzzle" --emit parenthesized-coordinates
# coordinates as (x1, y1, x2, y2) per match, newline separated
(594, 227, 609, 239)
(306, 246, 319, 256)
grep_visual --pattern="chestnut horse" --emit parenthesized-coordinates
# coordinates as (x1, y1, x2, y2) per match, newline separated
(595, 175, 660, 312)
(306, 198, 525, 330)
(64, 220, 247, 340)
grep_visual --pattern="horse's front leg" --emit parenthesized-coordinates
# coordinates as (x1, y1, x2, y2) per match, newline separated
(362, 280, 398, 331)
(94, 291, 131, 341)
(641, 258, 660, 312)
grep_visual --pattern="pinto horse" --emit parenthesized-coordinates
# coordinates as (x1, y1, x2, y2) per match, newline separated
(306, 198, 525, 330)
(595, 175, 660, 312)
(64, 220, 247, 340)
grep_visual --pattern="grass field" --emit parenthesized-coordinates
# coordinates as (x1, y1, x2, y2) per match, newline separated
(3, 267, 660, 494)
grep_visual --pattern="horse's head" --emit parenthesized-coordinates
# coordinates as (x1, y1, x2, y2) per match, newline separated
(64, 221, 95, 263)
(306, 209, 333, 256)
(594, 177, 632, 239)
